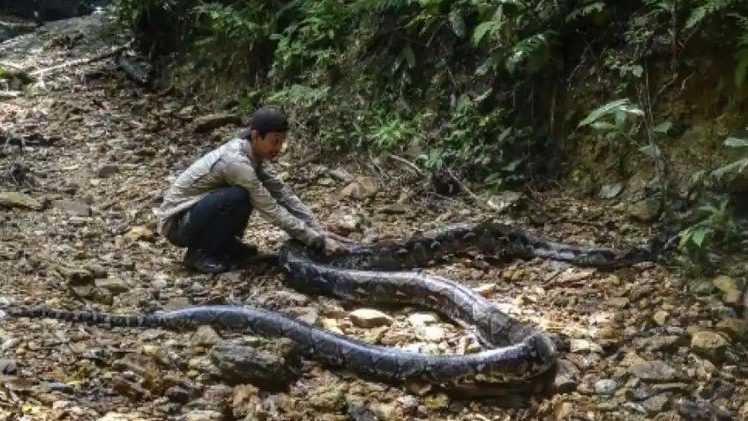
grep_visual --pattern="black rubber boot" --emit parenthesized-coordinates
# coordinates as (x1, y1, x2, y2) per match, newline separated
(183, 248, 230, 274)
(226, 239, 258, 259)
(223, 239, 259, 269)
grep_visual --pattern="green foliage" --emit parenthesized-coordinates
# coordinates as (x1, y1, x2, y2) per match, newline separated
(266, 84, 330, 108)
(578, 98, 644, 141)
(192, 2, 276, 74)
(677, 198, 742, 272)
(711, 136, 748, 185)
(112, 0, 748, 194)
(415, 93, 529, 188)
(271, 0, 352, 80)
(677, 136, 748, 273)
(565, 1, 605, 23)
(113, 0, 175, 27)
(735, 15, 748, 87)
(367, 112, 425, 152)
(685, 0, 741, 30)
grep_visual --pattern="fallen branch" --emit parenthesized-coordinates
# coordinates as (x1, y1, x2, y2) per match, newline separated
(30, 42, 131, 77)
(387, 153, 424, 176)
(445, 169, 500, 212)
(0, 61, 25, 72)
(0, 91, 21, 99)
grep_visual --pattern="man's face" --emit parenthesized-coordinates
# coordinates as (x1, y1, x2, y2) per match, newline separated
(251, 130, 287, 162)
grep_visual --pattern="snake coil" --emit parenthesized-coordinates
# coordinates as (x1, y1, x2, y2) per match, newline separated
(2, 221, 649, 396)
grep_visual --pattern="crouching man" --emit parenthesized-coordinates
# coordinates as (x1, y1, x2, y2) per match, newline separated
(156, 106, 343, 273)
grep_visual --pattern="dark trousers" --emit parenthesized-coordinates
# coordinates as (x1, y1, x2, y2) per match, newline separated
(166, 186, 253, 254)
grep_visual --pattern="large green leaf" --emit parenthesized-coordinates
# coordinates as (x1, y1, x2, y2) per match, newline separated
(653, 121, 672, 134)
(735, 49, 748, 87)
(725, 136, 748, 148)
(690, 226, 709, 248)
(639, 144, 662, 160)
(448, 8, 466, 38)
(472, 21, 498, 46)
(685, 6, 707, 30)
(578, 99, 633, 128)
(712, 158, 748, 181)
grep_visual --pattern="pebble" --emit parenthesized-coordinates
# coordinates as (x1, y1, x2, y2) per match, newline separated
(371, 403, 398, 421)
(349, 309, 392, 328)
(417, 325, 446, 342)
(340, 176, 379, 200)
(640, 335, 684, 352)
(397, 395, 419, 415)
(53, 199, 91, 216)
(191, 325, 221, 347)
(181, 409, 224, 421)
(209, 342, 299, 388)
(554, 402, 574, 420)
(629, 360, 677, 382)
(94, 277, 131, 295)
(96, 164, 119, 178)
(0, 359, 17, 375)
(594, 379, 618, 396)
(653, 310, 668, 326)
(554, 359, 580, 393)
(642, 393, 670, 413)
(423, 393, 449, 410)
(473, 283, 496, 297)
(407, 313, 439, 327)
(570, 339, 603, 353)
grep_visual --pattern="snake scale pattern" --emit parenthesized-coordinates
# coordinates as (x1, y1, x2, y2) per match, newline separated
(1, 221, 650, 396)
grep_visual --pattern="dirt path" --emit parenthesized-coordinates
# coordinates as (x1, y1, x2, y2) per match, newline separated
(0, 13, 746, 421)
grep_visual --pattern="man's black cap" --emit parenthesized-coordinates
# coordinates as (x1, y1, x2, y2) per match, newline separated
(250, 106, 288, 136)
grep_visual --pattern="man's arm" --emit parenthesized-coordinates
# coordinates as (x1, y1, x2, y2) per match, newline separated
(222, 159, 323, 247)
(257, 164, 322, 230)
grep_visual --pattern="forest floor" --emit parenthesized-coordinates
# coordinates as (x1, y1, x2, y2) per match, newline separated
(0, 12, 746, 421)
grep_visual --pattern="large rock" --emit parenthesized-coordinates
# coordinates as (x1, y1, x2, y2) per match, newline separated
(690, 331, 730, 362)
(192, 113, 242, 133)
(209, 342, 299, 388)
(715, 318, 748, 341)
(340, 177, 379, 200)
(627, 197, 661, 222)
(0, 192, 42, 210)
(712, 275, 744, 306)
(191, 325, 221, 348)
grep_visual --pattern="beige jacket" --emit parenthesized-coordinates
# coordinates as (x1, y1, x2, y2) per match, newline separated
(156, 138, 322, 246)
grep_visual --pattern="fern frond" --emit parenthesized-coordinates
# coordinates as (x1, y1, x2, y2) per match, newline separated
(685, 0, 739, 29)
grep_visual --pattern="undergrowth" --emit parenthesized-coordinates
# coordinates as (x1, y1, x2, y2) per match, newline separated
(113, 0, 748, 273)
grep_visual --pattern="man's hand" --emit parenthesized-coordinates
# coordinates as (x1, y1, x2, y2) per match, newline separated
(323, 237, 345, 256)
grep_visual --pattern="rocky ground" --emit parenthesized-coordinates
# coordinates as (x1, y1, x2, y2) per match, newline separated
(1, 12, 747, 421)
